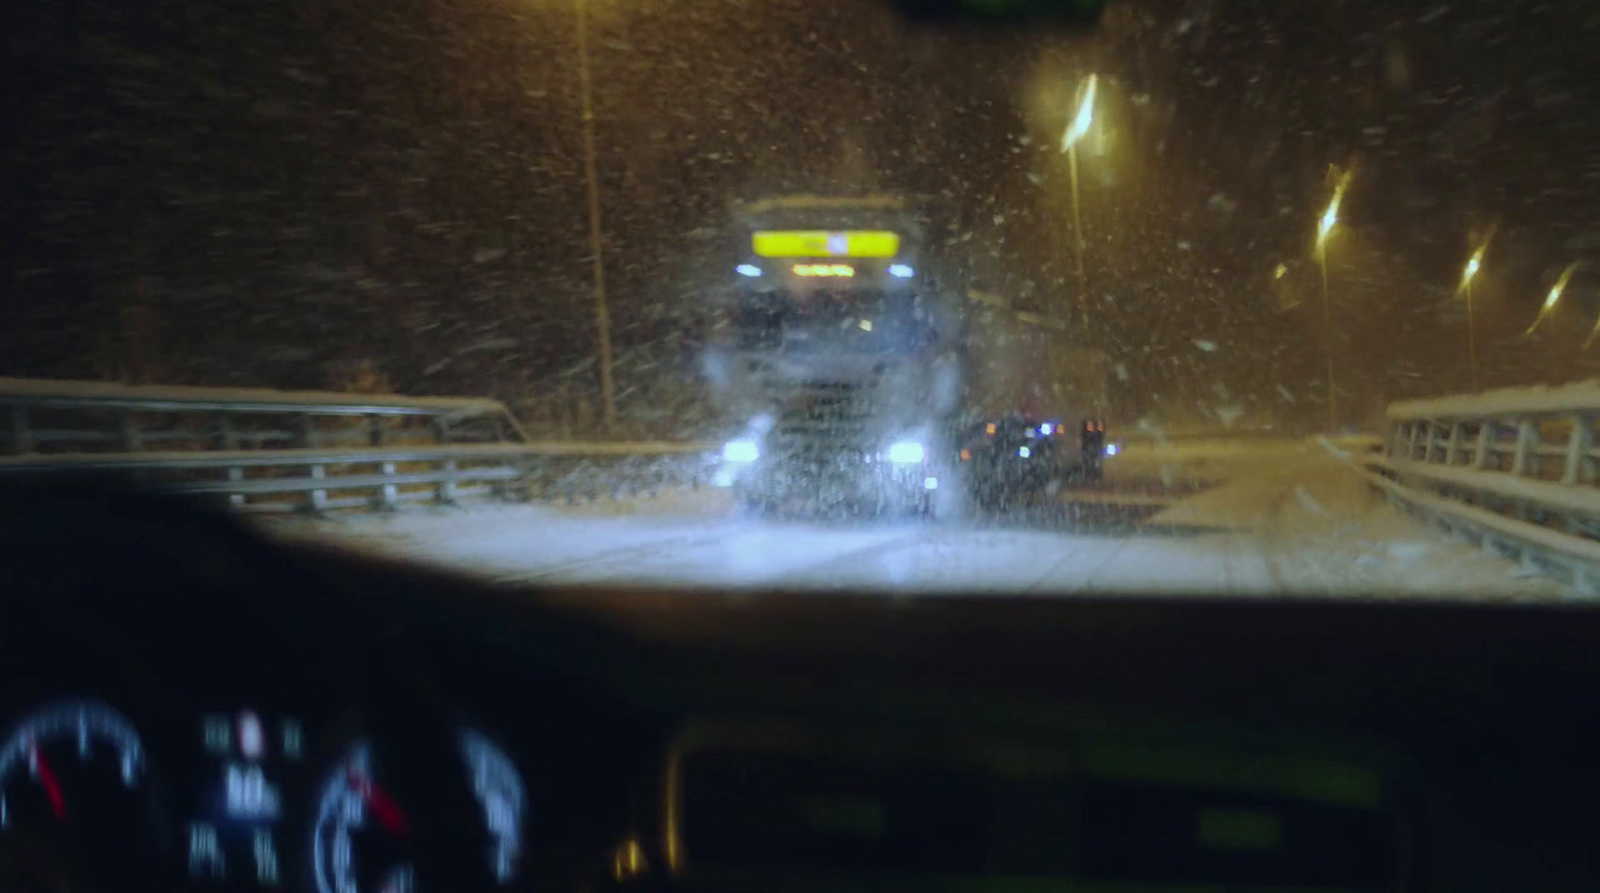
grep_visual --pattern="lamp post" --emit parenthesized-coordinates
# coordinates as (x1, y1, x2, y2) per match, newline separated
(1313, 170, 1350, 432)
(1457, 243, 1486, 391)
(575, 0, 616, 432)
(1060, 73, 1097, 329)
(1526, 262, 1578, 336)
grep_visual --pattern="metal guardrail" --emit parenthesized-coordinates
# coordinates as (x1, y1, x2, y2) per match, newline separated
(1363, 383, 1600, 594)
(0, 378, 715, 513)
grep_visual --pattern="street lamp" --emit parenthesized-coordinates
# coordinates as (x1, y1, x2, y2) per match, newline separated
(1526, 262, 1578, 336)
(1060, 72, 1097, 329)
(1583, 308, 1600, 351)
(1457, 231, 1492, 391)
(1313, 169, 1350, 432)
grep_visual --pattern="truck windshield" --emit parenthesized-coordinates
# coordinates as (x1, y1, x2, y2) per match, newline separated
(735, 290, 931, 353)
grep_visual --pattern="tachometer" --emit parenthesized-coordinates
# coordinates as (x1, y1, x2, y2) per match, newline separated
(310, 728, 525, 893)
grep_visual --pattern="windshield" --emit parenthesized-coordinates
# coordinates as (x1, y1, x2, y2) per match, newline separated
(2, 0, 1590, 600)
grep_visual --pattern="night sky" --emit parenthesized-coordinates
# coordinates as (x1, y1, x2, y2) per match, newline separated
(5, 0, 1600, 434)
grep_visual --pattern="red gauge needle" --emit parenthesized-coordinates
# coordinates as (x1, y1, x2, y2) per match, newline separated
(348, 768, 410, 837)
(26, 737, 66, 821)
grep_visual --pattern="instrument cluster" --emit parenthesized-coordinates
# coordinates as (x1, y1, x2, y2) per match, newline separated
(0, 699, 527, 893)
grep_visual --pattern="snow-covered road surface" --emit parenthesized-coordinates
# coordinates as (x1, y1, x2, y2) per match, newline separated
(258, 440, 1568, 601)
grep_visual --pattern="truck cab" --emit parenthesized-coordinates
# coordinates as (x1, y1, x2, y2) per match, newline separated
(704, 197, 962, 517)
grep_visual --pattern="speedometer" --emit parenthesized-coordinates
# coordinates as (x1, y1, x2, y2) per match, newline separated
(0, 700, 149, 832)
(310, 727, 525, 893)
(0, 700, 165, 886)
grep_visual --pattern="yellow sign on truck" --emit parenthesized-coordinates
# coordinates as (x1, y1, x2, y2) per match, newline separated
(751, 230, 901, 259)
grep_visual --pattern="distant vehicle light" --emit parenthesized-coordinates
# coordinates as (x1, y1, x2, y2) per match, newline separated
(858, 319, 873, 331)
(722, 439, 759, 463)
(1039, 423, 1052, 435)
(712, 470, 735, 487)
(959, 448, 971, 461)
(1106, 443, 1119, 456)
(923, 476, 939, 490)
(1024, 427, 1037, 438)
(887, 441, 925, 464)
(985, 423, 997, 435)
(1018, 446, 1031, 458)
(792, 263, 855, 277)
(735, 264, 763, 277)
(888, 263, 914, 278)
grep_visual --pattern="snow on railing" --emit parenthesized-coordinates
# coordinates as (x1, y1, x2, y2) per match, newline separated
(1367, 380, 1600, 595)
(0, 378, 714, 513)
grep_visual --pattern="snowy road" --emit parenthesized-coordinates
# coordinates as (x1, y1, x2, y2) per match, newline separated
(260, 440, 1568, 601)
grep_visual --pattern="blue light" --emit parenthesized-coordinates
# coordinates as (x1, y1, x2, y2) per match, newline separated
(736, 264, 763, 278)
(722, 440, 759, 462)
(1018, 446, 1031, 458)
(888, 264, 914, 279)
(887, 441, 925, 464)
(1039, 423, 1052, 436)
(1106, 443, 1119, 456)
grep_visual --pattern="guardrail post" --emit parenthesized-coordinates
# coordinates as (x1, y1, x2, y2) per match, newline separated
(368, 414, 385, 447)
(375, 461, 399, 511)
(1512, 420, 1536, 477)
(10, 407, 32, 454)
(1445, 422, 1464, 465)
(227, 467, 245, 508)
(306, 463, 328, 513)
(300, 416, 321, 449)
(121, 412, 144, 452)
(1563, 414, 1593, 485)
(218, 414, 240, 450)
(435, 458, 458, 504)
(1473, 421, 1493, 469)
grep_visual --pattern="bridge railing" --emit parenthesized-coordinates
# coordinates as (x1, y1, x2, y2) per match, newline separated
(1364, 381, 1600, 594)
(0, 378, 715, 512)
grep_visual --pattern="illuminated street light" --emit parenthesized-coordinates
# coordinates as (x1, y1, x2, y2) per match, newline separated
(1059, 73, 1098, 328)
(1313, 168, 1351, 433)
(1526, 262, 1578, 335)
(1061, 73, 1097, 151)
(1314, 170, 1350, 258)
(1457, 227, 1493, 391)
(1583, 309, 1600, 351)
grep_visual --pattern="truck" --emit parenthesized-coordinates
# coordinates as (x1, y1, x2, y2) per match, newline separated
(702, 195, 1111, 517)
(702, 195, 964, 517)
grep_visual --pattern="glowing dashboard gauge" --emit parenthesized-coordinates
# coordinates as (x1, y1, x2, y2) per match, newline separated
(310, 728, 525, 893)
(0, 699, 162, 873)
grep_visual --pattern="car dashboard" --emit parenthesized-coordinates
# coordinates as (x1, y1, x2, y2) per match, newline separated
(5, 482, 1600, 893)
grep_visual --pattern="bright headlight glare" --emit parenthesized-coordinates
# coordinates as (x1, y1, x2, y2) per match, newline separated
(887, 441, 925, 464)
(722, 440, 759, 463)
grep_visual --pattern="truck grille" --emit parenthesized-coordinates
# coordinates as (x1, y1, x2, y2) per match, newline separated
(772, 379, 878, 460)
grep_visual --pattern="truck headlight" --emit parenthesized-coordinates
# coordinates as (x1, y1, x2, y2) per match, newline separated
(886, 441, 925, 464)
(722, 439, 760, 463)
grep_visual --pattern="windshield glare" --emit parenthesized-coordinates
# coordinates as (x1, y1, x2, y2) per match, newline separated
(1, 0, 1589, 600)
